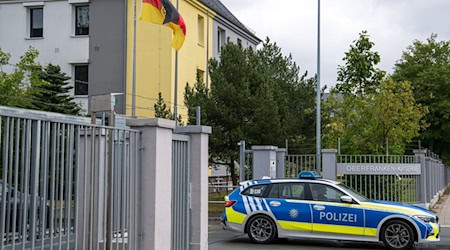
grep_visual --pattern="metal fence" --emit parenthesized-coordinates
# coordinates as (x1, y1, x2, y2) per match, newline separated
(337, 155, 420, 203)
(0, 106, 141, 250)
(171, 134, 190, 250)
(285, 154, 316, 177)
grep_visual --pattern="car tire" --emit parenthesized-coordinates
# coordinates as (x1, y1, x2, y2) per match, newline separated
(381, 220, 415, 250)
(246, 215, 277, 244)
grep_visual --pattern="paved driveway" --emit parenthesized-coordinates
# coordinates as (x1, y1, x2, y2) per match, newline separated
(209, 222, 450, 250)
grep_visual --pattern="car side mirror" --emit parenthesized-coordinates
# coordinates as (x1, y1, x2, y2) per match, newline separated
(340, 195, 353, 204)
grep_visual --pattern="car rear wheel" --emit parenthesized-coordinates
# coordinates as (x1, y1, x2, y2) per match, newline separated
(246, 215, 277, 244)
(382, 220, 415, 250)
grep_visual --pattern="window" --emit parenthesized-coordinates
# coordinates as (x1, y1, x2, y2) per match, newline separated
(196, 69, 205, 83)
(267, 184, 279, 198)
(75, 5, 89, 35)
(279, 183, 306, 200)
(310, 183, 345, 203)
(30, 8, 43, 37)
(217, 28, 225, 53)
(242, 185, 268, 197)
(197, 15, 204, 45)
(74, 65, 88, 95)
(237, 38, 242, 46)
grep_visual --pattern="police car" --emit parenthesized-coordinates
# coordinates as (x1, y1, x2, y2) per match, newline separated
(221, 171, 440, 250)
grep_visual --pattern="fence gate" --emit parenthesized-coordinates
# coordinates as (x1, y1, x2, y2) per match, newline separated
(285, 154, 316, 177)
(0, 106, 141, 250)
(171, 134, 190, 250)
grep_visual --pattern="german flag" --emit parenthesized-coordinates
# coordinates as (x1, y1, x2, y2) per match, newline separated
(140, 0, 186, 51)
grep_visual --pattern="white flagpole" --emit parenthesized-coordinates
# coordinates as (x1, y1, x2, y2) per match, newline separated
(173, 0, 179, 123)
(132, 0, 137, 117)
(316, 0, 322, 171)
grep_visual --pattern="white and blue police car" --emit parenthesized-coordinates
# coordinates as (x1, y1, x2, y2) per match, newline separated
(221, 171, 440, 250)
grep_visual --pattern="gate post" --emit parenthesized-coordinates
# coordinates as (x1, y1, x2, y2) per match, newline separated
(276, 149, 287, 178)
(252, 146, 278, 179)
(127, 118, 176, 250)
(175, 126, 212, 250)
(414, 150, 427, 204)
(322, 149, 337, 180)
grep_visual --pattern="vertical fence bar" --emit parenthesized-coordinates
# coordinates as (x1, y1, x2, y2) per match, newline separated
(58, 124, 66, 250)
(40, 122, 50, 249)
(74, 125, 81, 250)
(12, 118, 21, 248)
(0, 117, 8, 250)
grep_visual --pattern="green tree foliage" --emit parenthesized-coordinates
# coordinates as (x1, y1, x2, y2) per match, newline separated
(336, 31, 385, 96)
(154, 91, 183, 125)
(0, 46, 40, 108)
(185, 38, 316, 184)
(392, 34, 450, 161)
(324, 31, 427, 155)
(154, 92, 172, 119)
(27, 64, 82, 115)
(323, 79, 428, 155)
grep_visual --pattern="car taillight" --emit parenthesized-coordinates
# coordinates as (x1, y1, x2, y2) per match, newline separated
(225, 201, 236, 207)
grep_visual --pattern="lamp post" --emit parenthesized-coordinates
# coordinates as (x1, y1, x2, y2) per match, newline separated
(316, 0, 322, 171)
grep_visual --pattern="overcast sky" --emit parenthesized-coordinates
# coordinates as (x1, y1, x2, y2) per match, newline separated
(220, 0, 450, 90)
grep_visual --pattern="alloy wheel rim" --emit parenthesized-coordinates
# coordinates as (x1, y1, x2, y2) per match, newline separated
(250, 218, 273, 242)
(385, 224, 410, 248)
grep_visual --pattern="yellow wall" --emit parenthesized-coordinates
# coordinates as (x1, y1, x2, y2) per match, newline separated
(126, 0, 215, 119)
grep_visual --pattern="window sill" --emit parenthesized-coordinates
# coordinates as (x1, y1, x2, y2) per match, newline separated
(70, 35, 89, 38)
(74, 95, 89, 98)
(25, 37, 44, 40)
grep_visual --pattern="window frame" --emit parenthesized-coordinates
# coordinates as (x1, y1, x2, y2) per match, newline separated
(74, 5, 89, 36)
(308, 183, 347, 203)
(74, 64, 89, 96)
(197, 15, 205, 46)
(29, 7, 44, 38)
(241, 184, 270, 198)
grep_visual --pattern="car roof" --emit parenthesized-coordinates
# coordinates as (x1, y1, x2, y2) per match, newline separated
(241, 178, 341, 186)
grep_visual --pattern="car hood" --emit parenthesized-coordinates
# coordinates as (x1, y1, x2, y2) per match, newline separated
(360, 200, 435, 217)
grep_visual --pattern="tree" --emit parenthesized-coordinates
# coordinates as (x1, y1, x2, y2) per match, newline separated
(336, 30, 385, 96)
(323, 79, 428, 155)
(28, 64, 82, 115)
(154, 91, 183, 125)
(0, 46, 40, 108)
(184, 39, 317, 184)
(392, 34, 450, 161)
(154, 92, 172, 118)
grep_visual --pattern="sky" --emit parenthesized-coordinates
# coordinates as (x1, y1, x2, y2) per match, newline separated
(220, 0, 450, 90)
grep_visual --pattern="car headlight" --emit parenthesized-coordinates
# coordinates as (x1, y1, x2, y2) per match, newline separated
(414, 215, 436, 223)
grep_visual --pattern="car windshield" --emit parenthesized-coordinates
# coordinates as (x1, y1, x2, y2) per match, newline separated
(337, 183, 370, 202)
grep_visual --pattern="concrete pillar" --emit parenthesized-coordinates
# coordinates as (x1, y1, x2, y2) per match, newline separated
(175, 126, 211, 250)
(414, 150, 427, 204)
(252, 146, 278, 179)
(322, 149, 337, 180)
(127, 118, 176, 250)
(276, 149, 286, 178)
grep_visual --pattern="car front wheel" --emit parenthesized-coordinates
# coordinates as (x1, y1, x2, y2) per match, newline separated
(382, 220, 415, 250)
(246, 215, 277, 244)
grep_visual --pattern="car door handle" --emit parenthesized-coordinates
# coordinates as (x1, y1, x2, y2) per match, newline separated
(269, 201, 281, 207)
(313, 205, 325, 211)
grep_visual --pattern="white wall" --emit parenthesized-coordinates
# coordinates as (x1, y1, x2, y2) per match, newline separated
(0, 1, 89, 112)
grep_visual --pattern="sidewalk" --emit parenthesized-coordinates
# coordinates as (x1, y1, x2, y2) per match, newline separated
(434, 186, 450, 227)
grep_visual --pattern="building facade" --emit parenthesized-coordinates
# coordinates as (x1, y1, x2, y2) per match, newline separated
(0, 0, 90, 112)
(0, 0, 260, 117)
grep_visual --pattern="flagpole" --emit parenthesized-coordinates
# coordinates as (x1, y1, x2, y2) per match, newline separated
(316, 0, 322, 171)
(206, 10, 210, 89)
(132, 0, 137, 117)
(173, 0, 179, 123)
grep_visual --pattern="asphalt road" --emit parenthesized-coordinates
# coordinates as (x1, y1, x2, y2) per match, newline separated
(209, 221, 450, 250)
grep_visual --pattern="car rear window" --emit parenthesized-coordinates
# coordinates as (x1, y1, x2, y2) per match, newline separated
(242, 185, 268, 197)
